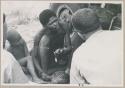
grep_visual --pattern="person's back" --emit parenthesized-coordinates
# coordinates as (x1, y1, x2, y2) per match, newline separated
(8, 40, 27, 60)
(70, 30, 123, 85)
(70, 8, 123, 85)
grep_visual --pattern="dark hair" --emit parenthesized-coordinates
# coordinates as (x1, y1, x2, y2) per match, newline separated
(39, 9, 56, 26)
(72, 8, 100, 33)
(96, 8, 114, 30)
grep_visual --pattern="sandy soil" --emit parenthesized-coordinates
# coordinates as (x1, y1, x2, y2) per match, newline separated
(2, 1, 50, 51)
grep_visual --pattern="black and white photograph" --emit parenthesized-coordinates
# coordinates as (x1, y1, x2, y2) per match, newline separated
(1, 1, 123, 86)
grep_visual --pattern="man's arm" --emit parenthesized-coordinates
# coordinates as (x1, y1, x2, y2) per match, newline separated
(32, 56, 43, 73)
(23, 40, 29, 56)
(31, 28, 46, 73)
(31, 28, 47, 59)
(34, 28, 47, 47)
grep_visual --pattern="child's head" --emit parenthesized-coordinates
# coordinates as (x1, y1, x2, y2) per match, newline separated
(7, 30, 22, 45)
(72, 8, 100, 34)
(39, 9, 56, 26)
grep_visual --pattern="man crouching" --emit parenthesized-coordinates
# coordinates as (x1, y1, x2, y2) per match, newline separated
(32, 9, 72, 83)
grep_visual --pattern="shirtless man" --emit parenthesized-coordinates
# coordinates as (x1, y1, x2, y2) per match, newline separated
(7, 29, 46, 83)
(32, 9, 72, 81)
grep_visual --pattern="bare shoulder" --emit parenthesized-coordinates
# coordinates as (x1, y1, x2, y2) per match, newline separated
(39, 34, 51, 47)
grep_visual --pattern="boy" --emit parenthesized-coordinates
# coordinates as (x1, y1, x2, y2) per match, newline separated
(7, 30, 28, 60)
(7, 29, 46, 83)
(2, 14, 29, 83)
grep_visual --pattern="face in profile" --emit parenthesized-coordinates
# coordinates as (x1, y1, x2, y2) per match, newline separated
(59, 9, 72, 23)
(47, 17, 58, 29)
(59, 9, 72, 33)
(47, 16, 65, 34)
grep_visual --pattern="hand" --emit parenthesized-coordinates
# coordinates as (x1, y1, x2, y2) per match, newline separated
(54, 48, 63, 57)
(65, 68, 70, 75)
(39, 72, 52, 81)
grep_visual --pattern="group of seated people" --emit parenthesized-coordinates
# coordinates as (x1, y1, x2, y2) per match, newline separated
(2, 7, 122, 85)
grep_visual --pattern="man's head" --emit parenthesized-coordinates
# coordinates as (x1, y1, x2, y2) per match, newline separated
(58, 8, 73, 33)
(96, 8, 114, 30)
(7, 29, 21, 45)
(39, 9, 57, 26)
(39, 9, 65, 34)
(72, 8, 100, 34)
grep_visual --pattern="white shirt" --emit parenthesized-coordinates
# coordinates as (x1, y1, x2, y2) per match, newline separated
(1, 50, 14, 83)
(70, 30, 123, 86)
(1, 50, 29, 83)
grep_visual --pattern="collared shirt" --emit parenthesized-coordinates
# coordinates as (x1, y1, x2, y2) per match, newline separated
(70, 30, 123, 86)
